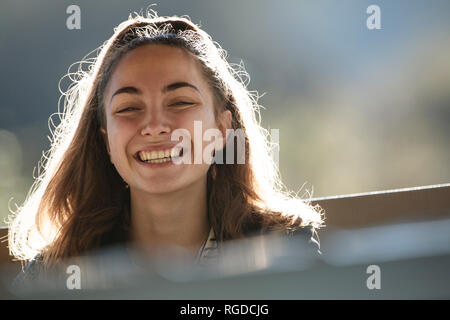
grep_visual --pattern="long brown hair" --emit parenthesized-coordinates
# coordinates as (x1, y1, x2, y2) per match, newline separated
(8, 10, 324, 266)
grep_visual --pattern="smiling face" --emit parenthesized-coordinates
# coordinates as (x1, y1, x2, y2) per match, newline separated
(100, 44, 231, 195)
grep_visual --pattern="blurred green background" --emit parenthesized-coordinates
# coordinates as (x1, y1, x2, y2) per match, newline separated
(1, 0, 449, 226)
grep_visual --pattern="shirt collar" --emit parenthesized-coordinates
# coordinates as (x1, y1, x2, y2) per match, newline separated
(196, 227, 219, 265)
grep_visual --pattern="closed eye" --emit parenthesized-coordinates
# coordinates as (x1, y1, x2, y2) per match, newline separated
(117, 107, 138, 113)
(117, 102, 194, 113)
(170, 101, 195, 106)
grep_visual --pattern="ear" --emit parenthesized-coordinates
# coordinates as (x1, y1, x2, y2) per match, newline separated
(218, 110, 232, 146)
(100, 127, 112, 160)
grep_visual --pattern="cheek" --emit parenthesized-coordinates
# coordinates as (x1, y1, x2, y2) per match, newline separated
(184, 105, 218, 131)
(107, 125, 133, 161)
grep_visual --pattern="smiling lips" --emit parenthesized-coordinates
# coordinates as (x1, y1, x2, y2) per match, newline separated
(137, 147, 183, 164)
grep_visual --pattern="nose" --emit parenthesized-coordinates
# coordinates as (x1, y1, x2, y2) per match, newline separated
(140, 108, 171, 137)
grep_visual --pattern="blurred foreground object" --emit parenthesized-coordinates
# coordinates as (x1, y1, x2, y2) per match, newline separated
(1, 183, 449, 299)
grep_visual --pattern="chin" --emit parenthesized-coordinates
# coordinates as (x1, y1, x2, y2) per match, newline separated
(137, 182, 182, 195)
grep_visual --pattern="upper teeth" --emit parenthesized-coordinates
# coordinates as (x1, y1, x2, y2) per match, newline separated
(138, 148, 179, 161)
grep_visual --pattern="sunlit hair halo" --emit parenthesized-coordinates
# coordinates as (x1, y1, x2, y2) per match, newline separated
(8, 10, 324, 265)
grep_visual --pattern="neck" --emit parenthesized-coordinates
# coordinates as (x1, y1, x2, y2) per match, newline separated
(128, 178, 210, 258)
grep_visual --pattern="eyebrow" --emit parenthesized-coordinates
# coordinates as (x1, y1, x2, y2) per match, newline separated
(110, 82, 200, 103)
(163, 82, 200, 93)
(110, 87, 140, 103)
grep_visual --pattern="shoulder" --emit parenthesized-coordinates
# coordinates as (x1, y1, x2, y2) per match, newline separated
(243, 214, 321, 254)
(269, 224, 319, 248)
(11, 254, 45, 289)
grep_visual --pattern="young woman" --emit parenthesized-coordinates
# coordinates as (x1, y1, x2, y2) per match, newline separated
(9, 11, 324, 281)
